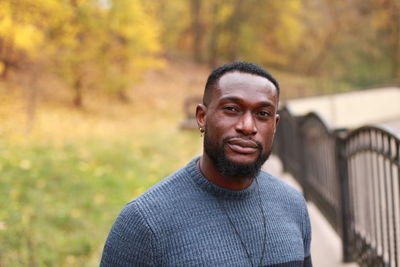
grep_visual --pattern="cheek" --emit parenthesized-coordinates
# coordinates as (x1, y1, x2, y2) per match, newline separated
(207, 117, 234, 136)
(204, 122, 220, 142)
(259, 126, 277, 145)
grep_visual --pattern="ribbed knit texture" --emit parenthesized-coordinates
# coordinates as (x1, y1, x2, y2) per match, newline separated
(100, 157, 312, 267)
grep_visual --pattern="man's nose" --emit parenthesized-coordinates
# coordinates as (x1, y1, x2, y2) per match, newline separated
(235, 111, 257, 136)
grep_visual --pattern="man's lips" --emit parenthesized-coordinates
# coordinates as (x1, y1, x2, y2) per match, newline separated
(226, 138, 259, 154)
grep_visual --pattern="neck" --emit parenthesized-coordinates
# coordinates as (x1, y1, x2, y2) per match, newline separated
(198, 154, 253, 190)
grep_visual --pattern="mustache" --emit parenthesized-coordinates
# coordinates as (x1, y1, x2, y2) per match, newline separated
(223, 136, 263, 151)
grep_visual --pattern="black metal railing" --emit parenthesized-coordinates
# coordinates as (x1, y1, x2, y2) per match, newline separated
(274, 106, 303, 180)
(302, 112, 344, 235)
(274, 106, 400, 266)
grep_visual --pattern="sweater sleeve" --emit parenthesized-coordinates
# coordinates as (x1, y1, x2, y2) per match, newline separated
(302, 201, 312, 267)
(100, 202, 157, 267)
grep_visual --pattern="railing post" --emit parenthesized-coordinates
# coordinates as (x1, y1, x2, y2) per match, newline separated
(335, 129, 354, 262)
(296, 115, 308, 201)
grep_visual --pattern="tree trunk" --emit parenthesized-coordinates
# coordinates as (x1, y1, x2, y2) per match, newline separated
(226, 0, 244, 61)
(25, 63, 40, 134)
(73, 76, 83, 108)
(117, 89, 130, 103)
(0, 41, 16, 80)
(191, 0, 203, 63)
(0, 61, 10, 79)
(208, 2, 222, 68)
(0, 39, 8, 79)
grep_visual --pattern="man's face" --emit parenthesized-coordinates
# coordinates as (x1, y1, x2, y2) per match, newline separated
(202, 71, 279, 179)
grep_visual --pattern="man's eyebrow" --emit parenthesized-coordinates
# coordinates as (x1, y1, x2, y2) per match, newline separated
(219, 96, 275, 108)
(219, 96, 243, 103)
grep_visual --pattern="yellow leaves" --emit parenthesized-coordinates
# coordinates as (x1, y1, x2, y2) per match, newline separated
(0, 1, 12, 20)
(55, 23, 81, 49)
(0, 0, 163, 101)
(14, 25, 44, 54)
(0, 16, 12, 35)
(216, 3, 234, 24)
(276, 1, 304, 47)
(0, 16, 15, 44)
(0, 0, 63, 55)
(0, 17, 44, 55)
(108, 0, 161, 51)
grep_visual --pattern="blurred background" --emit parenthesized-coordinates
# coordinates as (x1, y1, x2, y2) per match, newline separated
(0, 0, 399, 266)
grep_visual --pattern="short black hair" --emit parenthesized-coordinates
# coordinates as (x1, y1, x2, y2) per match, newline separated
(203, 61, 280, 105)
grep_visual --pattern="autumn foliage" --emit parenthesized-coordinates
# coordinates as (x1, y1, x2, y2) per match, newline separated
(1, 0, 399, 107)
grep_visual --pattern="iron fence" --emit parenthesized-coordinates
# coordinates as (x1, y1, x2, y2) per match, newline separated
(274, 106, 400, 266)
(274, 106, 303, 181)
(299, 112, 343, 236)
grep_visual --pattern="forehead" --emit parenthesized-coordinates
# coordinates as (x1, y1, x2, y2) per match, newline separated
(212, 71, 278, 104)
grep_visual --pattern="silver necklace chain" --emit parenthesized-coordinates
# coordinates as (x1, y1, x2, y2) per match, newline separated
(196, 160, 267, 266)
(216, 178, 267, 267)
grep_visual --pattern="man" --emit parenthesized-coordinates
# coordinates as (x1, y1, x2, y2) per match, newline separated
(101, 62, 312, 266)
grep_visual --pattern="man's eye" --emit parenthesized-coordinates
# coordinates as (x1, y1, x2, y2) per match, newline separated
(258, 111, 271, 117)
(223, 106, 238, 112)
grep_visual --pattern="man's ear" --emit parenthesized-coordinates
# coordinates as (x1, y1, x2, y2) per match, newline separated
(275, 113, 280, 126)
(196, 104, 207, 130)
(274, 113, 280, 134)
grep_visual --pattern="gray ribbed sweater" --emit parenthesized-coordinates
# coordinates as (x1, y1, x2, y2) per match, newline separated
(100, 157, 312, 266)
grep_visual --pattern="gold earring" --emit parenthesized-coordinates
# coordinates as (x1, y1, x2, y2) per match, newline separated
(199, 128, 204, 137)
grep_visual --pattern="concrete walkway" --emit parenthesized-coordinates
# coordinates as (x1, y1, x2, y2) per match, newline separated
(382, 118, 400, 132)
(263, 155, 359, 267)
(285, 87, 400, 129)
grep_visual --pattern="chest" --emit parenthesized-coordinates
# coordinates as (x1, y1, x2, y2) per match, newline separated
(153, 205, 305, 266)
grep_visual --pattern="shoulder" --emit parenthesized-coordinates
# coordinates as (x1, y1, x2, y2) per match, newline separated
(121, 162, 201, 226)
(109, 200, 153, 241)
(101, 165, 196, 265)
(101, 200, 158, 266)
(134, 165, 194, 208)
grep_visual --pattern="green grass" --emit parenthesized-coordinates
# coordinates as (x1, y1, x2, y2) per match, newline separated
(0, 131, 200, 266)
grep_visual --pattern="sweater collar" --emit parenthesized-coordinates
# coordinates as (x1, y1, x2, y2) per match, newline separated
(186, 156, 258, 200)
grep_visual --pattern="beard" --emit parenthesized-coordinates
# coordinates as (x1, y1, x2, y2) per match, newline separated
(203, 129, 271, 180)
